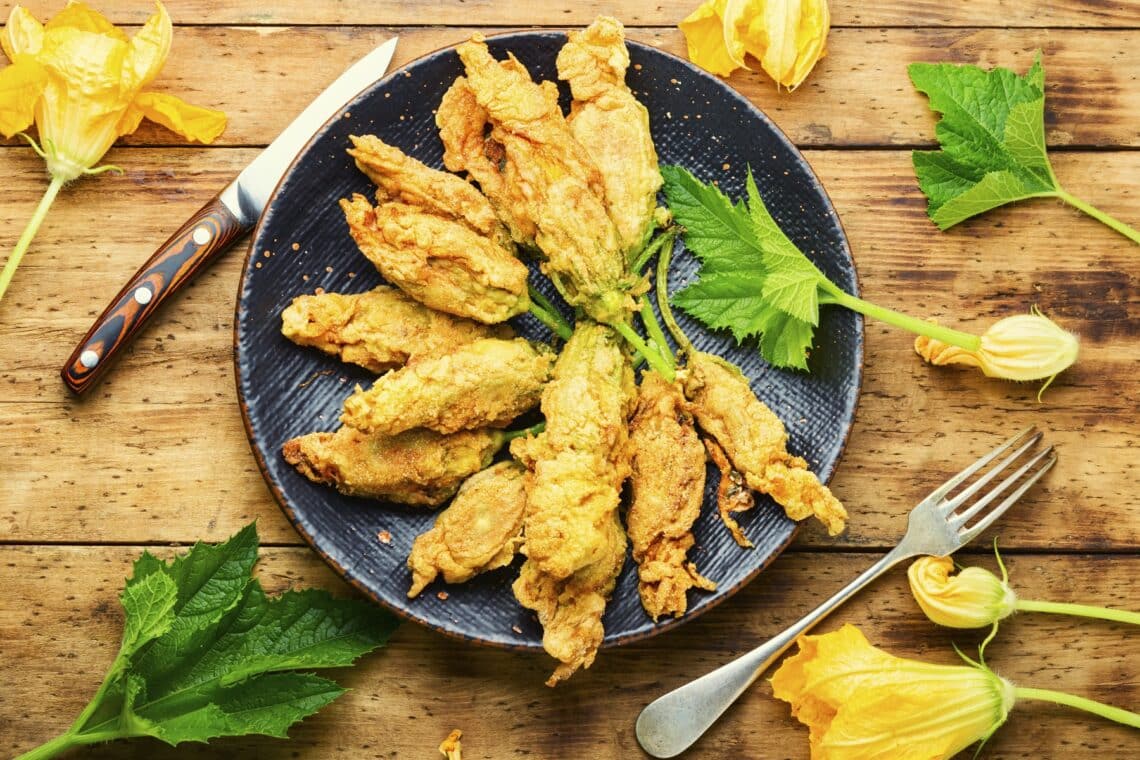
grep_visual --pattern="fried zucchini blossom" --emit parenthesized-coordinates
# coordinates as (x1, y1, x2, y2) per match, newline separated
(407, 460, 527, 598)
(280, 285, 512, 374)
(340, 337, 555, 436)
(627, 371, 716, 620)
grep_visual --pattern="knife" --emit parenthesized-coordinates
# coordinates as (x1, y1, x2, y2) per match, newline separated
(60, 37, 399, 396)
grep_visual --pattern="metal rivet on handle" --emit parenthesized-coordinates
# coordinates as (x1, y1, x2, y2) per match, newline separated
(79, 350, 100, 369)
(192, 226, 212, 245)
(133, 286, 153, 305)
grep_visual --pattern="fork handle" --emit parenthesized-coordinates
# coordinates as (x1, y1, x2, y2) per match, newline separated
(635, 543, 915, 759)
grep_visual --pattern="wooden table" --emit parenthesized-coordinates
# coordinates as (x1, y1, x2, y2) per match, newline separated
(3, 2, 1138, 758)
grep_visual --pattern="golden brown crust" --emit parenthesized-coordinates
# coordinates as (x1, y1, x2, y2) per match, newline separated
(407, 461, 527, 598)
(340, 194, 530, 324)
(281, 426, 501, 506)
(517, 322, 634, 580)
(556, 17, 662, 255)
(280, 286, 511, 373)
(627, 371, 715, 620)
(512, 509, 627, 686)
(340, 337, 555, 435)
(683, 352, 848, 536)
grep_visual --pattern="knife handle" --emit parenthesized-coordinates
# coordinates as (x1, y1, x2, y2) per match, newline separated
(61, 194, 247, 396)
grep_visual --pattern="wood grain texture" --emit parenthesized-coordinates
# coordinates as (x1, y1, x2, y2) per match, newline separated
(2, 548, 1137, 759)
(8, 0, 1140, 27)
(2, 26, 1138, 149)
(2, 3, 1139, 758)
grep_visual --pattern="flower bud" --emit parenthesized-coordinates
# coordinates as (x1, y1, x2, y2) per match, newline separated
(908, 555, 1017, 629)
(916, 309, 1078, 383)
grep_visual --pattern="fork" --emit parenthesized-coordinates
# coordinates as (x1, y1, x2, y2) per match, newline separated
(635, 426, 1056, 758)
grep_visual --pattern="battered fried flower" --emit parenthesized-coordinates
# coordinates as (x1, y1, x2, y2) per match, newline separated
(280, 285, 511, 373)
(437, 36, 639, 324)
(556, 17, 662, 255)
(703, 436, 757, 548)
(512, 509, 627, 686)
(627, 371, 716, 620)
(683, 352, 847, 536)
(341, 337, 555, 435)
(281, 426, 503, 507)
(407, 461, 527, 598)
(347, 134, 509, 246)
(511, 322, 635, 580)
(340, 193, 529, 324)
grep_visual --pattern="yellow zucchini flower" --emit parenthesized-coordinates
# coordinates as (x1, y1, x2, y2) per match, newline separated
(679, 0, 830, 89)
(908, 555, 1017, 629)
(915, 308, 1079, 389)
(770, 624, 1015, 760)
(911, 550, 1140, 630)
(0, 1, 227, 301)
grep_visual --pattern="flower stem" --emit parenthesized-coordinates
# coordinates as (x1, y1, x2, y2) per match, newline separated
(1015, 599, 1140, 626)
(818, 282, 982, 351)
(1054, 189, 1140, 246)
(14, 728, 123, 760)
(612, 320, 675, 382)
(653, 230, 695, 355)
(528, 301, 572, 340)
(0, 175, 66, 303)
(1015, 686, 1140, 729)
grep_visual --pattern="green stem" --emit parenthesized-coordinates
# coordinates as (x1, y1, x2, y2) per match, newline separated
(527, 301, 572, 340)
(1015, 686, 1140, 729)
(639, 297, 675, 370)
(1054, 189, 1140, 246)
(653, 230, 695, 355)
(14, 729, 123, 760)
(1016, 599, 1140, 626)
(631, 230, 671, 276)
(612, 321, 674, 382)
(819, 283, 982, 351)
(501, 420, 545, 443)
(0, 175, 66, 303)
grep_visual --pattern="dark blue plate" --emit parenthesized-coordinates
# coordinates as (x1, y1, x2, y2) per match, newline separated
(234, 31, 862, 651)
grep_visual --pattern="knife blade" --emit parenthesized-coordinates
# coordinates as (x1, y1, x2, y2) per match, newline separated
(60, 37, 399, 396)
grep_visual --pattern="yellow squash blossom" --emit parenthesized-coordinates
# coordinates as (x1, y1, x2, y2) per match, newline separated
(771, 624, 1014, 760)
(908, 555, 1017, 629)
(914, 308, 1078, 395)
(0, 1, 227, 301)
(679, 0, 830, 89)
(910, 552, 1140, 630)
(772, 624, 1140, 758)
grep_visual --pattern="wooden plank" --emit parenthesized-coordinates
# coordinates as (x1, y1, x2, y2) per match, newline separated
(2, 547, 1137, 758)
(9, 0, 1140, 28)
(2, 148, 1137, 548)
(2, 27, 1138, 149)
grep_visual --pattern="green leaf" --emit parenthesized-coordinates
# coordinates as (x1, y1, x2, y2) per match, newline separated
(745, 170, 823, 325)
(130, 523, 261, 681)
(663, 165, 821, 370)
(660, 164, 763, 271)
(119, 569, 177, 657)
(147, 673, 346, 745)
(37, 522, 398, 755)
(909, 53, 1059, 229)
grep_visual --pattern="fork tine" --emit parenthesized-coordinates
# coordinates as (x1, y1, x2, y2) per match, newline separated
(950, 443, 1053, 526)
(942, 430, 1044, 514)
(926, 426, 1036, 504)
(958, 448, 1057, 543)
